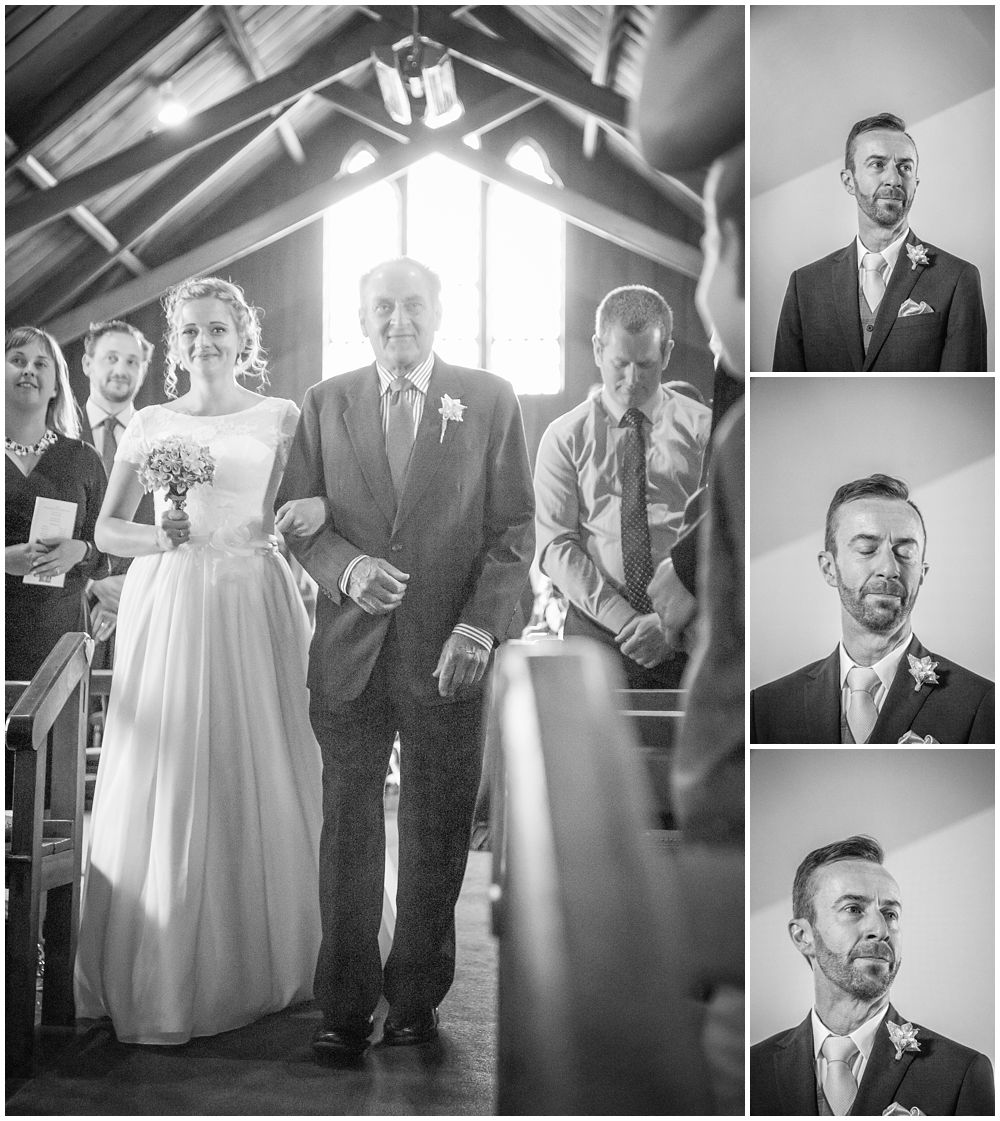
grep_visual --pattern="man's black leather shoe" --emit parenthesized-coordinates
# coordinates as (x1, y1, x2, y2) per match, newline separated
(312, 1018, 372, 1057)
(381, 1007, 439, 1046)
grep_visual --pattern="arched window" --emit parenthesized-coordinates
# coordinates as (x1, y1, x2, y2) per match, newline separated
(322, 138, 566, 393)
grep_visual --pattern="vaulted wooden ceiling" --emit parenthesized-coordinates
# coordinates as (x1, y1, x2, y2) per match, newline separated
(6, 5, 707, 343)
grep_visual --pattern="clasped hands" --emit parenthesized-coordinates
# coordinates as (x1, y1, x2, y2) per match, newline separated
(346, 556, 487, 697)
(616, 560, 699, 667)
(5, 537, 87, 579)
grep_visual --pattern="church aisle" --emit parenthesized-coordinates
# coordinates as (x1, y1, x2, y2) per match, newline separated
(5, 852, 497, 1116)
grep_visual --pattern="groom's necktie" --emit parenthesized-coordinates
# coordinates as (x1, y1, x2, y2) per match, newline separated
(846, 665, 880, 744)
(619, 408, 654, 614)
(861, 251, 887, 313)
(821, 1035, 859, 1115)
(385, 377, 416, 499)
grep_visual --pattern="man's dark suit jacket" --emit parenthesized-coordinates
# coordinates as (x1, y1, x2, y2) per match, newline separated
(750, 636, 994, 744)
(79, 409, 155, 576)
(773, 231, 988, 371)
(750, 1005, 995, 1115)
(277, 358, 535, 706)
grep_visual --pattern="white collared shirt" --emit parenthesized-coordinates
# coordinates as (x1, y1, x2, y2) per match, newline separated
(855, 227, 910, 288)
(811, 1002, 889, 1092)
(85, 399, 136, 445)
(838, 631, 912, 716)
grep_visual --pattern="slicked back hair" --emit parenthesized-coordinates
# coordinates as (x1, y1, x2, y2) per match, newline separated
(792, 835, 885, 925)
(845, 112, 917, 173)
(595, 285, 673, 357)
(824, 473, 926, 556)
(83, 319, 152, 364)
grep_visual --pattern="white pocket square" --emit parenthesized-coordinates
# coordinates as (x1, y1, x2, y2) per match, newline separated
(897, 731, 939, 744)
(898, 299, 934, 317)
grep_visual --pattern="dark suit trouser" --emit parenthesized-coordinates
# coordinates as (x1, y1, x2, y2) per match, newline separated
(309, 623, 484, 1028)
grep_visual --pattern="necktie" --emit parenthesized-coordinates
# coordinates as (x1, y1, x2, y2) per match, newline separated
(385, 377, 415, 499)
(100, 415, 120, 477)
(821, 1035, 859, 1115)
(846, 665, 880, 744)
(861, 252, 887, 313)
(619, 408, 654, 614)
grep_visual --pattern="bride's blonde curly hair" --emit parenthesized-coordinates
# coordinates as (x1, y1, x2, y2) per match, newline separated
(162, 276, 269, 398)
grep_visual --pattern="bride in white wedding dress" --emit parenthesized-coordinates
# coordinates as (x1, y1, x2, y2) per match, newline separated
(75, 277, 396, 1044)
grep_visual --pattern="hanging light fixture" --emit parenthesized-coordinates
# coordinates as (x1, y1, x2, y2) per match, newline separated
(371, 6, 464, 129)
(155, 81, 189, 127)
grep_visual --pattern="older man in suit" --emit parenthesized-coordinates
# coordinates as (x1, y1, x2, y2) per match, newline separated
(750, 474, 993, 744)
(773, 113, 987, 372)
(750, 835, 994, 1115)
(277, 257, 534, 1056)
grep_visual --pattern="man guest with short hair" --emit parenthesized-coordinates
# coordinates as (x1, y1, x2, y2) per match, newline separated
(773, 112, 987, 371)
(750, 474, 993, 744)
(750, 835, 994, 1115)
(534, 285, 710, 688)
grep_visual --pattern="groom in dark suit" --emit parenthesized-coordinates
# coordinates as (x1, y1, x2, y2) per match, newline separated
(750, 835, 994, 1115)
(773, 112, 987, 371)
(750, 474, 993, 744)
(278, 257, 534, 1055)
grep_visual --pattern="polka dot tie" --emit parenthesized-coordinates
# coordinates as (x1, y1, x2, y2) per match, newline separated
(821, 1034, 859, 1115)
(846, 665, 880, 744)
(619, 408, 654, 614)
(385, 377, 415, 499)
(861, 251, 887, 313)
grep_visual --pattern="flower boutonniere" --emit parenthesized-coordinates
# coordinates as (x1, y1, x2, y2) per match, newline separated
(886, 1021, 921, 1061)
(905, 242, 931, 271)
(438, 394, 467, 443)
(906, 653, 939, 693)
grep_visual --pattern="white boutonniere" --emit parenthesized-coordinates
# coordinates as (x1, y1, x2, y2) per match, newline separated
(882, 1103, 925, 1116)
(906, 654, 939, 692)
(438, 394, 467, 443)
(886, 1021, 921, 1061)
(905, 242, 931, 271)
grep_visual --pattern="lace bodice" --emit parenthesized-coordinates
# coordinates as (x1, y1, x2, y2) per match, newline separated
(118, 398, 299, 551)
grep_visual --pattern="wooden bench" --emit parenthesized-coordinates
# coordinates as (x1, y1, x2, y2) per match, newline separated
(6, 632, 93, 1078)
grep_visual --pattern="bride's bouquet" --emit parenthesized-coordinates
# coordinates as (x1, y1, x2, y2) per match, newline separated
(137, 436, 216, 510)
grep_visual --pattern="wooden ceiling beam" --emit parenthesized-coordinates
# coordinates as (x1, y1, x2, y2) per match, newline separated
(216, 5, 306, 165)
(6, 16, 386, 238)
(4, 6, 81, 70)
(43, 134, 453, 344)
(6, 6, 200, 168)
(583, 5, 630, 160)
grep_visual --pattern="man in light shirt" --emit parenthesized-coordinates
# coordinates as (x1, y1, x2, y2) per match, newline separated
(533, 284, 710, 688)
(750, 474, 993, 743)
(750, 835, 994, 1115)
(772, 112, 987, 371)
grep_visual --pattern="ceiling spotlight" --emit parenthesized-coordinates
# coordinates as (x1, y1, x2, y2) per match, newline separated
(156, 82, 189, 127)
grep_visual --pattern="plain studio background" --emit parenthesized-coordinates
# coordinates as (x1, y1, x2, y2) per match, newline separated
(747, 748, 995, 1063)
(747, 5, 995, 371)
(746, 377, 994, 690)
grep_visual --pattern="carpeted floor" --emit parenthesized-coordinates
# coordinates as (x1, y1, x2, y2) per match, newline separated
(6, 852, 498, 1116)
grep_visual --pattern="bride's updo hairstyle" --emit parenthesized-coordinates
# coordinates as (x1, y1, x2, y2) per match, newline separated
(162, 276, 268, 398)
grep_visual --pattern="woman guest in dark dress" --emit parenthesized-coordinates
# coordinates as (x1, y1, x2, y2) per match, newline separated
(5, 326, 108, 682)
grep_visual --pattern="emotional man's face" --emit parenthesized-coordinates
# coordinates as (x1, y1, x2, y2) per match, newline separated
(842, 129, 919, 229)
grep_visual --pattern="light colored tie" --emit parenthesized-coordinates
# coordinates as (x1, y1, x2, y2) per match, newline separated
(821, 1034, 859, 1115)
(385, 377, 415, 498)
(861, 251, 887, 313)
(100, 416, 120, 478)
(846, 665, 880, 745)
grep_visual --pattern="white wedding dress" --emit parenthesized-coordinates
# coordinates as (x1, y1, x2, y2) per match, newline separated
(75, 397, 397, 1044)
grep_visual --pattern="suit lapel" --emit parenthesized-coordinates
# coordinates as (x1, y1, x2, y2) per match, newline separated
(863, 231, 925, 371)
(343, 366, 397, 526)
(803, 648, 843, 744)
(775, 1015, 820, 1115)
(870, 636, 934, 744)
(831, 243, 865, 371)
(851, 1006, 919, 1115)
(393, 359, 461, 532)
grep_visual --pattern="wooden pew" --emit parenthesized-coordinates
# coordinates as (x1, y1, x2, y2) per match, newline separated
(488, 639, 712, 1115)
(6, 632, 93, 1078)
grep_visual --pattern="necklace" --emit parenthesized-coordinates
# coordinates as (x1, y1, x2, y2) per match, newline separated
(5, 429, 58, 457)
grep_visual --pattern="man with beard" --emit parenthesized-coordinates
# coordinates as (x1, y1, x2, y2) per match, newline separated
(750, 835, 994, 1115)
(750, 474, 993, 743)
(772, 113, 987, 371)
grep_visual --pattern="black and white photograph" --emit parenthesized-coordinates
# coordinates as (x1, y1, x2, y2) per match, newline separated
(748, 5, 995, 372)
(5, 5, 746, 1116)
(748, 748, 995, 1116)
(747, 376, 994, 745)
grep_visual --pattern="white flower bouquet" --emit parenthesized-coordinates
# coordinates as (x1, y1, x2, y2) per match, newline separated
(137, 436, 216, 510)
